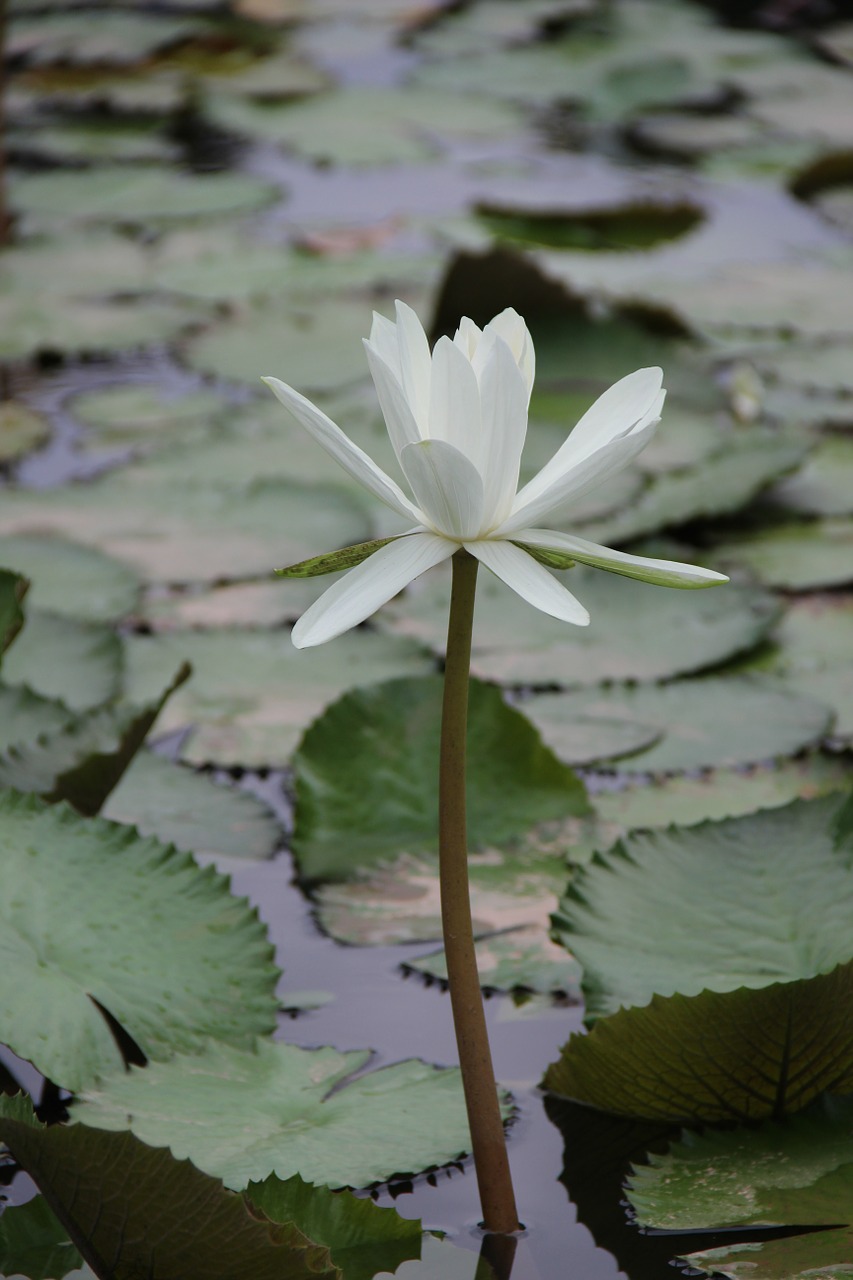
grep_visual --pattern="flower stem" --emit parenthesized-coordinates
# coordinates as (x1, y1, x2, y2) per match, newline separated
(440, 548, 520, 1235)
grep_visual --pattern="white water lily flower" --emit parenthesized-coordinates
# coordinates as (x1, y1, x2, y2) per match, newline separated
(263, 302, 727, 648)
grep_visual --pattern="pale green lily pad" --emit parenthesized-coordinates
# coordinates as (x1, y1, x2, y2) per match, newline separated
(11, 119, 178, 164)
(74, 1039, 485, 1190)
(102, 750, 281, 860)
(752, 338, 853, 395)
(628, 1096, 853, 1279)
(0, 231, 148, 298)
(12, 168, 278, 226)
(69, 384, 225, 451)
(627, 111, 764, 162)
(207, 86, 525, 164)
(183, 297, 383, 390)
(0, 534, 140, 622)
(545, 796, 853, 1120)
(0, 294, 205, 361)
(0, 792, 278, 1092)
(380, 564, 778, 687)
(11, 71, 186, 117)
(0, 1096, 336, 1280)
(123, 629, 434, 766)
(2, 609, 122, 710)
(0, 402, 50, 463)
(140, 577, 327, 629)
(409, 925, 582, 997)
(0, 684, 76, 751)
(527, 677, 833, 775)
(292, 675, 588, 883)
(0, 475, 371, 585)
(768, 435, 853, 516)
(8, 12, 205, 65)
(713, 520, 853, 589)
(203, 51, 330, 101)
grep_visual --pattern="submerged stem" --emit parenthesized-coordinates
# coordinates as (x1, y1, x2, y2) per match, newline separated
(439, 548, 520, 1235)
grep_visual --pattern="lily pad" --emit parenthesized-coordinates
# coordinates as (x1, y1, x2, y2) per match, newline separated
(628, 1096, 853, 1280)
(102, 749, 281, 860)
(525, 676, 833, 774)
(0, 684, 76, 751)
(0, 1095, 337, 1280)
(409, 925, 582, 997)
(713, 519, 853, 590)
(292, 675, 589, 883)
(545, 795, 853, 1121)
(0, 569, 28, 659)
(380, 564, 779, 687)
(8, 12, 206, 66)
(69, 384, 225, 452)
(12, 167, 278, 226)
(139, 577, 327, 629)
(0, 293, 205, 361)
(2, 608, 123, 711)
(0, 231, 148, 298)
(123, 629, 434, 766)
(10, 119, 178, 164)
(74, 1039, 485, 1190)
(768, 434, 853, 516)
(0, 792, 278, 1091)
(0, 401, 50, 463)
(0, 534, 141, 622)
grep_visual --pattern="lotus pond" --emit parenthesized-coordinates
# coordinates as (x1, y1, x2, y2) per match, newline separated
(3, 0, 853, 1277)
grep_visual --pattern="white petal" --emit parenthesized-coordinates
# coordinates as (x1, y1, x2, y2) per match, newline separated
(498, 418, 658, 535)
(516, 529, 730, 588)
(363, 341, 420, 463)
(466, 539, 589, 626)
(428, 335, 482, 465)
(401, 439, 485, 539)
(454, 316, 482, 359)
(514, 370, 664, 517)
(368, 312, 400, 378)
(484, 308, 535, 400)
(395, 300, 432, 434)
(292, 533, 454, 648)
(262, 376, 420, 522)
(478, 336, 528, 528)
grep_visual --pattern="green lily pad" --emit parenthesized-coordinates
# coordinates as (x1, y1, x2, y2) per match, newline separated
(768, 435, 853, 516)
(380, 565, 778, 688)
(102, 749, 281, 860)
(0, 534, 141, 622)
(2, 608, 122, 711)
(123, 629, 434, 766)
(628, 1096, 853, 1279)
(0, 684, 76, 751)
(69, 384, 225, 452)
(0, 664, 189, 815)
(409, 925, 582, 997)
(8, 12, 206, 66)
(545, 796, 853, 1121)
(74, 1039, 486, 1189)
(0, 401, 50, 463)
(627, 111, 765, 162)
(713, 519, 853, 590)
(525, 676, 833, 774)
(11, 119, 178, 164)
(0, 231, 148, 298)
(0, 1095, 336, 1280)
(478, 201, 703, 253)
(0, 792, 278, 1091)
(207, 86, 524, 164)
(0, 293, 205, 361)
(12, 70, 187, 117)
(0, 569, 28, 659)
(139, 577, 327, 629)
(12, 167, 278, 226)
(292, 675, 589, 883)
(752, 338, 853, 395)
(0, 475, 371, 585)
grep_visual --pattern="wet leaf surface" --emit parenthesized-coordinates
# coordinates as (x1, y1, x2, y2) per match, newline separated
(0, 535, 141, 623)
(2, 609, 123, 711)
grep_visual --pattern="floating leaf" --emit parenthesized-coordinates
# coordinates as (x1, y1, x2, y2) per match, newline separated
(0, 1191, 85, 1280)
(11, 118, 178, 165)
(0, 569, 28, 659)
(0, 534, 141, 623)
(103, 749, 280, 860)
(74, 1039, 485, 1189)
(628, 1096, 853, 1279)
(139, 577, 326, 630)
(525, 676, 831, 774)
(379, 565, 778, 687)
(0, 684, 75, 752)
(546, 796, 853, 1121)
(478, 201, 703, 253)
(123, 629, 434, 766)
(0, 293, 205, 361)
(768, 435, 853, 517)
(751, 594, 853, 739)
(0, 1095, 336, 1280)
(0, 792, 278, 1091)
(713, 519, 853, 590)
(0, 664, 189, 815)
(0, 402, 50, 463)
(8, 12, 206, 66)
(1, 609, 123, 711)
(69, 385, 226, 453)
(409, 925, 581, 997)
(292, 675, 589, 883)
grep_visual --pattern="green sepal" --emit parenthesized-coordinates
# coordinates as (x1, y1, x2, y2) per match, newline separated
(513, 542, 576, 571)
(275, 537, 401, 579)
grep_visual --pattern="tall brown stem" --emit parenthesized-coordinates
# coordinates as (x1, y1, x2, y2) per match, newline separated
(439, 548, 520, 1235)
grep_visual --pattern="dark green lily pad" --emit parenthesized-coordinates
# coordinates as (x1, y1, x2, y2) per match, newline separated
(0, 792, 278, 1091)
(546, 796, 853, 1121)
(0, 534, 141, 622)
(525, 677, 832, 774)
(380, 564, 778, 688)
(2, 608, 123, 710)
(628, 1095, 853, 1279)
(713, 520, 853, 590)
(0, 1095, 336, 1280)
(478, 201, 703, 253)
(0, 402, 50, 463)
(102, 749, 281, 860)
(74, 1039, 486, 1189)
(292, 675, 589, 884)
(123, 629, 434, 766)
